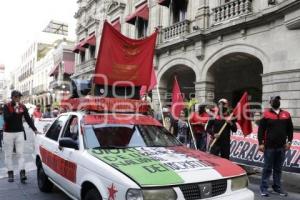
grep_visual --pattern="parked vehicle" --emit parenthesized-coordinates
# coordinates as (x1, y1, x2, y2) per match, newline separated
(34, 97, 254, 200)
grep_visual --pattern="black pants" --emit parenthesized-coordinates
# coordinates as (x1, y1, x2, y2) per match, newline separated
(210, 143, 230, 159)
(196, 132, 207, 152)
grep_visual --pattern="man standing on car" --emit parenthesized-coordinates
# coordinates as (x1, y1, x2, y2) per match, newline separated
(258, 96, 293, 197)
(3, 90, 38, 183)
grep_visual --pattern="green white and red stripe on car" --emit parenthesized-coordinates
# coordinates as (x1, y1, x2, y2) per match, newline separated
(89, 146, 246, 187)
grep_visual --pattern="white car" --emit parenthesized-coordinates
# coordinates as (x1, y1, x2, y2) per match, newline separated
(35, 106, 254, 200)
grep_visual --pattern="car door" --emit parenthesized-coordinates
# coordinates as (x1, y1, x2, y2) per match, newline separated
(38, 115, 69, 184)
(56, 115, 82, 197)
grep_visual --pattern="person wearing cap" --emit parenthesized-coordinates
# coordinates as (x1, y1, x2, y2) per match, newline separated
(3, 90, 38, 183)
(258, 96, 293, 197)
(206, 98, 237, 159)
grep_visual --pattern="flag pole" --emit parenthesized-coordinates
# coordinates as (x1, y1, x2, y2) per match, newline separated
(209, 121, 228, 152)
(186, 100, 198, 150)
(187, 119, 198, 150)
(174, 76, 197, 149)
(156, 82, 166, 127)
(208, 109, 235, 152)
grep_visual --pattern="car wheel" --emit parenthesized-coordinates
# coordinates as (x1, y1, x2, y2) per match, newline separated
(37, 166, 53, 192)
(84, 188, 102, 200)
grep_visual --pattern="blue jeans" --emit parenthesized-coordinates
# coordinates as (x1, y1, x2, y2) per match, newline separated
(260, 148, 285, 192)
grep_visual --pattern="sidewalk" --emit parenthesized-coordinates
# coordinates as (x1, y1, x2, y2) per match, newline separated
(244, 165, 300, 194)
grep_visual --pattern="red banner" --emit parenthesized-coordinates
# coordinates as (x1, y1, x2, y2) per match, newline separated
(140, 67, 157, 96)
(171, 78, 184, 119)
(232, 92, 252, 136)
(94, 21, 157, 86)
(60, 97, 150, 113)
(84, 114, 162, 126)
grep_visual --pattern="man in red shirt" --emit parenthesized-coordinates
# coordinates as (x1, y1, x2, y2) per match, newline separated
(258, 96, 293, 197)
(189, 105, 210, 151)
(32, 104, 42, 120)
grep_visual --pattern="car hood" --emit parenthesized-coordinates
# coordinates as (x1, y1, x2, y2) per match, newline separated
(88, 146, 245, 187)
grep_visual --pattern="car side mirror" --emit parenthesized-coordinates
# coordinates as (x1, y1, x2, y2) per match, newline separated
(59, 138, 79, 150)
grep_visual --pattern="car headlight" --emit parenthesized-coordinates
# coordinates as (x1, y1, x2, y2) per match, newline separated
(231, 175, 248, 191)
(126, 188, 177, 200)
(143, 188, 177, 200)
(126, 189, 143, 200)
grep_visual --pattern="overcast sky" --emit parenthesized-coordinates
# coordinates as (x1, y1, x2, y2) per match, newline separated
(0, 0, 77, 74)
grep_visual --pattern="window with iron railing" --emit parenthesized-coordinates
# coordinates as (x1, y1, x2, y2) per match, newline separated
(80, 51, 86, 63)
(136, 18, 148, 38)
(89, 45, 95, 59)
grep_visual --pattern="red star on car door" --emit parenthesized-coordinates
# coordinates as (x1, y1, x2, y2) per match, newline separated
(108, 183, 118, 200)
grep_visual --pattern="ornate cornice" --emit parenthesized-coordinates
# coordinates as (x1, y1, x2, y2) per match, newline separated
(74, 7, 86, 19)
(107, 0, 126, 15)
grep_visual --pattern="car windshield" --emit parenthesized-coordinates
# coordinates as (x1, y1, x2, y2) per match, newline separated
(83, 124, 181, 149)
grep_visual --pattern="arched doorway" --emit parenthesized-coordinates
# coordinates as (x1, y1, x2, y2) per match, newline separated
(160, 65, 196, 104)
(207, 53, 263, 108)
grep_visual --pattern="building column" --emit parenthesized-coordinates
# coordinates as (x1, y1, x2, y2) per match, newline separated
(262, 69, 300, 129)
(152, 86, 169, 111)
(195, 81, 215, 104)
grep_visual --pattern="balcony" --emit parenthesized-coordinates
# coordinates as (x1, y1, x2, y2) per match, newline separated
(76, 58, 96, 72)
(32, 85, 45, 95)
(49, 80, 59, 90)
(161, 20, 191, 43)
(50, 79, 71, 91)
(212, 0, 252, 24)
(22, 90, 30, 96)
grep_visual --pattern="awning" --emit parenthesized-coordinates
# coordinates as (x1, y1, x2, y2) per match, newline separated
(63, 52, 75, 75)
(126, 3, 149, 25)
(81, 34, 96, 48)
(72, 42, 85, 53)
(49, 52, 75, 77)
(157, 0, 171, 7)
(49, 64, 59, 76)
(111, 19, 121, 32)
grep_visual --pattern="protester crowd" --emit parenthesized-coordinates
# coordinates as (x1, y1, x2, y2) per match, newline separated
(0, 90, 294, 197)
(147, 93, 294, 197)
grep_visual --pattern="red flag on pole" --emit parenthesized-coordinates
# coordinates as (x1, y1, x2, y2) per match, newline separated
(232, 92, 253, 136)
(140, 68, 157, 96)
(94, 21, 158, 86)
(171, 77, 184, 119)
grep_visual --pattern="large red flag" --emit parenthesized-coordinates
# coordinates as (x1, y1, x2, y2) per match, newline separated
(232, 92, 253, 136)
(171, 77, 184, 119)
(140, 68, 157, 96)
(94, 21, 158, 86)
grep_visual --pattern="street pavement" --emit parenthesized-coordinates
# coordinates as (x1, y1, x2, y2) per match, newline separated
(0, 125, 299, 200)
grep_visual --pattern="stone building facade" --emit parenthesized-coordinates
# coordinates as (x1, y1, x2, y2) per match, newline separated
(73, 0, 300, 128)
(0, 64, 7, 104)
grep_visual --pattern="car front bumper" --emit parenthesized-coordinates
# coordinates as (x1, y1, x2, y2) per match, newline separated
(174, 188, 254, 200)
